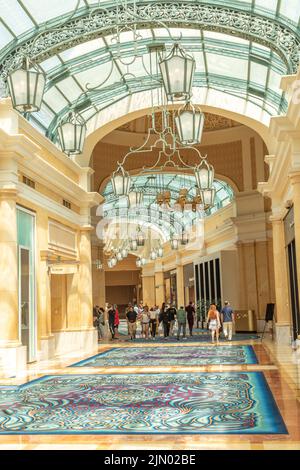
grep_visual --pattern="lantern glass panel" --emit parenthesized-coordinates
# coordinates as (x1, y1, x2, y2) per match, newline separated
(8, 68, 45, 113)
(175, 109, 204, 145)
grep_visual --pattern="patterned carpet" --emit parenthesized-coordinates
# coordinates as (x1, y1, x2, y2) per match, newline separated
(0, 372, 286, 434)
(123, 333, 260, 343)
(71, 345, 258, 367)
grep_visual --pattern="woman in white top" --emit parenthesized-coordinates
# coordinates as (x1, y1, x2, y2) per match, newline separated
(141, 306, 150, 339)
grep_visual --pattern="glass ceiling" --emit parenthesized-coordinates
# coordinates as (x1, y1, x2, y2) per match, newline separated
(0, 1, 299, 140)
(102, 173, 234, 237)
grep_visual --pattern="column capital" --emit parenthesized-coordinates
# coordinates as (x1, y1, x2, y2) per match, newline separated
(0, 187, 18, 199)
(289, 171, 300, 185)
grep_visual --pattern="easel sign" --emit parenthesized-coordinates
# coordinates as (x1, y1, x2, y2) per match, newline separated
(261, 303, 275, 341)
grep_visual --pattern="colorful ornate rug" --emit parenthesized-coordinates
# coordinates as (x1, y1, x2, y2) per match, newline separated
(122, 333, 260, 343)
(0, 372, 286, 434)
(71, 345, 258, 367)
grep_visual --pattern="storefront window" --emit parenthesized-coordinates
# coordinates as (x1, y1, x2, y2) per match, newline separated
(17, 207, 36, 362)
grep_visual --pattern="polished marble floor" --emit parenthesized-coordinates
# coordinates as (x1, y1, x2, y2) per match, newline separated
(0, 335, 299, 449)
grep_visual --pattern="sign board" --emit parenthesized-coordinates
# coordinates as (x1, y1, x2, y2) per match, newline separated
(50, 264, 78, 275)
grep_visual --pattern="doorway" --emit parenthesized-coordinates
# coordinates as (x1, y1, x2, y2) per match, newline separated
(17, 207, 36, 363)
(287, 240, 300, 340)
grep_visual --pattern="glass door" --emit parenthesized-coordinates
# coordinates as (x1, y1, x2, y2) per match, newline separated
(17, 208, 36, 362)
(19, 247, 30, 360)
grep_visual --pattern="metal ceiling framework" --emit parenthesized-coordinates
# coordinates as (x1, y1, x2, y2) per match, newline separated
(101, 173, 234, 235)
(0, 1, 299, 141)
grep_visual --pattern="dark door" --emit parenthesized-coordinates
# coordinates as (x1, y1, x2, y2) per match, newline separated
(287, 240, 300, 340)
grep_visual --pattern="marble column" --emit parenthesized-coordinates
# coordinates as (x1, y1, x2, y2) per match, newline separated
(79, 228, 94, 329)
(176, 264, 185, 308)
(37, 210, 54, 360)
(142, 275, 155, 307)
(0, 188, 26, 374)
(270, 216, 291, 344)
(154, 265, 164, 307)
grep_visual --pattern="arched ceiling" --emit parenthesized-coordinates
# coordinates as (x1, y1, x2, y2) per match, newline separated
(101, 173, 234, 239)
(0, 1, 299, 145)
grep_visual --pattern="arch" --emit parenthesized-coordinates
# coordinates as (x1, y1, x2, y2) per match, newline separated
(78, 87, 272, 167)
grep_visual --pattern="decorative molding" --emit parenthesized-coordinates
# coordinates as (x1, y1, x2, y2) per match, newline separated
(0, 1, 299, 86)
(118, 111, 241, 134)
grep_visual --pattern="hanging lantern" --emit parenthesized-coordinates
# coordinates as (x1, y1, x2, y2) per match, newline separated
(116, 251, 123, 261)
(135, 226, 145, 247)
(128, 191, 143, 207)
(111, 165, 131, 196)
(200, 188, 216, 208)
(175, 102, 205, 145)
(170, 234, 179, 250)
(159, 43, 195, 102)
(181, 231, 189, 245)
(194, 159, 214, 190)
(150, 250, 157, 261)
(129, 238, 138, 251)
(157, 246, 163, 258)
(96, 259, 103, 270)
(136, 258, 142, 268)
(121, 247, 128, 258)
(7, 57, 46, 113)
(57, 112, 86, 156)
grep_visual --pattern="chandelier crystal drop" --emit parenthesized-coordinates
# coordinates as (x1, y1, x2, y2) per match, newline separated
(175, 102, 205, 145)
(8, 57, 46, 113)
(111, 165, 131, 197)
(57, 112, 86, 156)
(159, 43, 195, 102)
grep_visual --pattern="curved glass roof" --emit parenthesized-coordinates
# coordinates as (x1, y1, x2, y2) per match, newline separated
(102, 173, 234, 238)
(0, 1, 299, 141)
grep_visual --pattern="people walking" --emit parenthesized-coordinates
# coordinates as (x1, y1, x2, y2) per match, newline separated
(221, 300, 235, 341)
(141, 306, 150, 339)
(97, 307, 105, 341)
(108, 304, 116, 339)
(149, 307, 159, 339)
(126, 305, 138, 340)
(207, 304, 221, 344)
(161, 305, 171, 338)
(186, 301, 195, 336)
(176, 306, 187, 340)
(167, 303, 177, 336)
